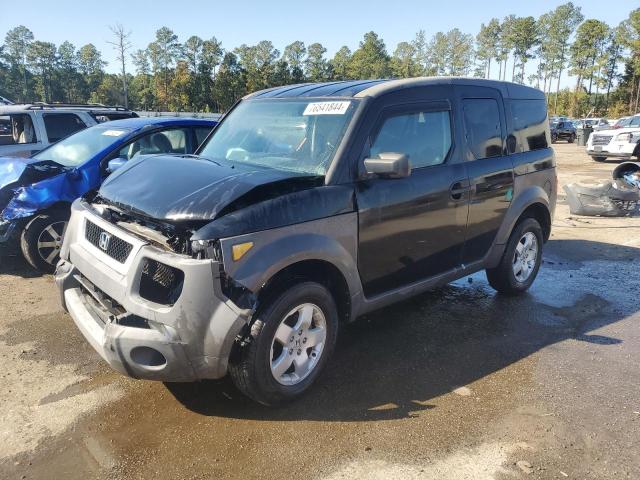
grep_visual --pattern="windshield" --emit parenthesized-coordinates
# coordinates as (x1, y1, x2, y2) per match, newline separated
(198, 99, 358, 175)
(33, 125, 131, 167)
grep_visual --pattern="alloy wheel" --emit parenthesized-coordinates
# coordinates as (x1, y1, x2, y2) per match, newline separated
(36, 221, 67, 265)
(512, 231, 538, 283)
(269, 303, 327, 386)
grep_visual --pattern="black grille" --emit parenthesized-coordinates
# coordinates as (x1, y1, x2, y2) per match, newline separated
(592, 135, 612, 146)
(85, 220, 133, 263)
(139, 258, 184, 305)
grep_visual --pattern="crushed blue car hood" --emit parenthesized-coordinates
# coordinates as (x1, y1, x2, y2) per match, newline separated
(0, 155, 101, 221)
(0, 156, 37, 189)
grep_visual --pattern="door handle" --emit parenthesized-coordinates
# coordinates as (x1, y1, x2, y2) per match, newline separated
(450, 179, 471, 200)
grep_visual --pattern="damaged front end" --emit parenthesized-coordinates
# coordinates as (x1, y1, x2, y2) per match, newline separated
(0, 157, 100, 222)
(55, 198, 253, 381)
(0, 155, 105, 258)
(57, 149, 356, 381)
(86, 190, 259, 314)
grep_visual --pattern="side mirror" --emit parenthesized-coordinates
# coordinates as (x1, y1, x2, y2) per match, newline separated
(364, 152, 411, 179)
(107, 158, 127, 174)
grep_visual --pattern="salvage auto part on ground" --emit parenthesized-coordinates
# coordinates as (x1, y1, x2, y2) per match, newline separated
(563, 162, 640, 217)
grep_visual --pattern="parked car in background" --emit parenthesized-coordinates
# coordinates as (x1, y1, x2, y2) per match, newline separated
(586, 114, 640, 162)
(580, 117, 610, 131)
(0, 103, 138, 158)
(611, 116, 633, 129)
(550, 119, 576, 143)
(0, 116, 217, 271)
(56, 78, 556, 405)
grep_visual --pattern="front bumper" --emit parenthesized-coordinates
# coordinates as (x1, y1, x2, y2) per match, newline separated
(587, 142, 636, 159)
(587, 150, 633, 159)
(55, 200, 249, 382)
(0, 219, 26, 256)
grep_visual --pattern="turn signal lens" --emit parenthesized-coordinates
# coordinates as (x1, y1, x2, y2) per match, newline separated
(232, 242, 253, 261)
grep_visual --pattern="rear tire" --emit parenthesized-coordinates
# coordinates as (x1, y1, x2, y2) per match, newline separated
(228, 282, 339, 406)
(486, 217, 543, 295)
(592, 156, 606, 162)
(20, 210, 69, 273)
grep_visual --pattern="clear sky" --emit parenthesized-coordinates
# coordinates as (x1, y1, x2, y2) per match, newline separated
(0, 0, 634, 86)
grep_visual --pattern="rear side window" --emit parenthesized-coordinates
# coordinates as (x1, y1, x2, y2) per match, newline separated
(43, 113, 86, 142)
(370, 110, 452, 168)
(117, 128, 188, 160)
(462, 99, 502, 160)
(511, 99, 549, 152)
(0, 114, 38, 145)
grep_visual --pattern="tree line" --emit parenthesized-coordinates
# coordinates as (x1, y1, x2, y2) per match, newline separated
(0, 4, 639, 118)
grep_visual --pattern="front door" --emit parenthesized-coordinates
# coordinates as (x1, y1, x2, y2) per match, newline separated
(356, 98, 469, 297)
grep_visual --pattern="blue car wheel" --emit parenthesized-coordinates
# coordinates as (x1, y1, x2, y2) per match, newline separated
(20, 210, 69, 273)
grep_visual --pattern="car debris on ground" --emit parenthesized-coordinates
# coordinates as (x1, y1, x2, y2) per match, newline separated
(564, 161, 640, 217)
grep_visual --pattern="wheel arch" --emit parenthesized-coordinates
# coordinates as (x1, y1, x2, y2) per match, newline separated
(519, 202, 552, 242)
(495, 184, 552, 246)
(37, 201, 72, 217)
(218, 214, 361, 324)
(255, 259, 352, 325)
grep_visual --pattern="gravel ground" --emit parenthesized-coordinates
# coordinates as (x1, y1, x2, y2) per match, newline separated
(0, 143, 639, 479)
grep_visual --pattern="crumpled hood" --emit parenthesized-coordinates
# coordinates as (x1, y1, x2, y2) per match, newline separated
(0, 156, 73, 217)
(0, 156, 45, 190)
(98, 154, 321, 223)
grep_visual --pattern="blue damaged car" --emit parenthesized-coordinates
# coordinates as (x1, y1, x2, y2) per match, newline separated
(0, 117, 217, 272)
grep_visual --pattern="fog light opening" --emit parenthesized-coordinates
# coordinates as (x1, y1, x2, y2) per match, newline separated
(130, 346, 167, 368)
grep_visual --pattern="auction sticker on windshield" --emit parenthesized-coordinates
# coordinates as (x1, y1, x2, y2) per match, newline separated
(102, 129, 127, 137)
(303, 101, 351, 116)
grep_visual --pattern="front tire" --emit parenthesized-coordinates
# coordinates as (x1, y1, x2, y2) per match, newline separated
(568, 133, 575, 143)
(20, 210, 69, 273)
(228, 282, 339, 406)
(486, 217, 543, 295)
(592, 156, 606, 162)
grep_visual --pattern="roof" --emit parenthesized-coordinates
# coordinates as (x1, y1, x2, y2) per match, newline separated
(0, 104, 134, 114)
(247, 77, 545, 101)
(103, 116, 217, 129)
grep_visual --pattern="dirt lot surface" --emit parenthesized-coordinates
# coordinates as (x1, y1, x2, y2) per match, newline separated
(1, 143, 639, 480)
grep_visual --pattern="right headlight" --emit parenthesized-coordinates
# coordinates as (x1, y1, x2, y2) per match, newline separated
(615, 132, 633, 142)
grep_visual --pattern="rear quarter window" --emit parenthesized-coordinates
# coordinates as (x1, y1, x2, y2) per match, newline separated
(462, 99, 503, 160)
(511, 99, 549, 152)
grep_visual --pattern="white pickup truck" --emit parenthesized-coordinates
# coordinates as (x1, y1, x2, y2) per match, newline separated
(586, 114, 640, 162)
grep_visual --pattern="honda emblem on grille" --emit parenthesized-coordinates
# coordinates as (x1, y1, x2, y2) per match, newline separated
(98, 231, 112, 251)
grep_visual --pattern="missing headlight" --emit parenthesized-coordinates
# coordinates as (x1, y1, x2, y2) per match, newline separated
(139, 258, 184, 305)
(191, 239, 222, 261)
